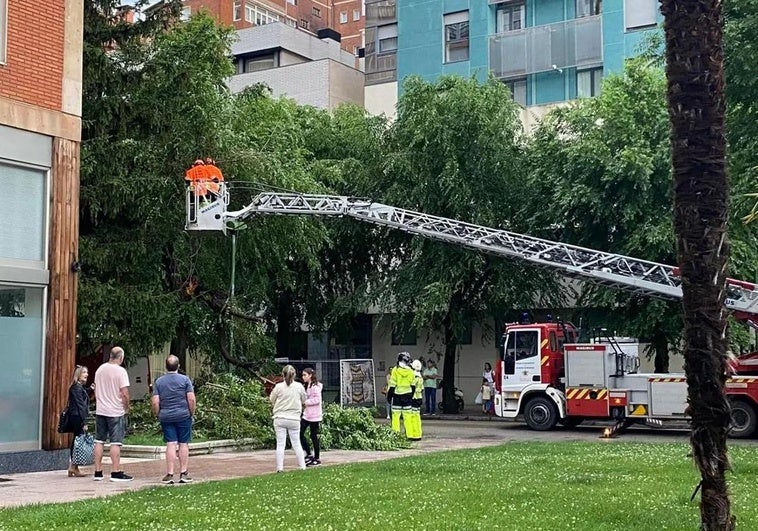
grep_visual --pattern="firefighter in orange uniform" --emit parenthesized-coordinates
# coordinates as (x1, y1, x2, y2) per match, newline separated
(185, 159, 209, 202)
(203, 158, 224, 200)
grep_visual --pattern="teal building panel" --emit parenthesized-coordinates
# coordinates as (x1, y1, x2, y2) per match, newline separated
(396, 0, 664, 102)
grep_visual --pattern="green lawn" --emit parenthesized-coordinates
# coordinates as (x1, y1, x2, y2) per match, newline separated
(3, 441, 758, 530)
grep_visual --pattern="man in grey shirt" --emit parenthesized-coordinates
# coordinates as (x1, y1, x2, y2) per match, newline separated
(152, 355, 196, 484)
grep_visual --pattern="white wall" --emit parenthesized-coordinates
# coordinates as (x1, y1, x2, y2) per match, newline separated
(371, 315, 500, 405)
(364, 81, 397, 119)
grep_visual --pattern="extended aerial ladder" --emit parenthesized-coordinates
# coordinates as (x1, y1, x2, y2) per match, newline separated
(186, 183, 758, 318)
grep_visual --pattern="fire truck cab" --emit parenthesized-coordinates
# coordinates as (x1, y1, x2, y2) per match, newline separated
(494, 321, 577, 430)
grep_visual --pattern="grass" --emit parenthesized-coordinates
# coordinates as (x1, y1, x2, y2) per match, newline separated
(3, 441, 758, 530)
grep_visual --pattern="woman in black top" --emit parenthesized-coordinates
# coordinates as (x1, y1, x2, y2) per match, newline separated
(67, 365, 90, 477)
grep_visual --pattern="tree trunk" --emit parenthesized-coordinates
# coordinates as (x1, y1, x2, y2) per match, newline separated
(276, 290, 293, 358)
(652, 329, 670, 373)
(661, 1, 734, 529)
(441, 292, 464, 413)
(170, 320, 189, 369)
(441, 322, 459, 413)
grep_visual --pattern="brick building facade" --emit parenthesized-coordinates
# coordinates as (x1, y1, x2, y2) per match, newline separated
(0, 0, 83, 472)
(180, 0, 364, 56)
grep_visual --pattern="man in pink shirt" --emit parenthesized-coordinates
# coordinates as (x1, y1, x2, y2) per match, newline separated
(93, 346, 133, 482)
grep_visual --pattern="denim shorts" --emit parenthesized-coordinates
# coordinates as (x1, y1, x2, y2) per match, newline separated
(161, 417, 193, 444)
(95, 415, 127, 445)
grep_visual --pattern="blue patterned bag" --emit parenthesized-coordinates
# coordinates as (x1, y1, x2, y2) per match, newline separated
(72, 433, 94, 466)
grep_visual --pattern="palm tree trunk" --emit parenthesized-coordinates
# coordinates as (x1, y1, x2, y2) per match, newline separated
(660, 1, 734, 529)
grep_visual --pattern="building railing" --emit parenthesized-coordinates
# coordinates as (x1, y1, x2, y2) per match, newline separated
(489, 15, 602, 79)
(365, 0, 396, 26)
(365, 52, 397, 84)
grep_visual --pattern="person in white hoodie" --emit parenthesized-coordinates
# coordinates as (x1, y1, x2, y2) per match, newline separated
(300, 368, 323, 466)
(269, 365, 307, 472)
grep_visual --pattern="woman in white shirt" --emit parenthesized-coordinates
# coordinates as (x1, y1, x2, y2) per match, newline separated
(269, 365, 307, 472)
(483, 362, 495, 385)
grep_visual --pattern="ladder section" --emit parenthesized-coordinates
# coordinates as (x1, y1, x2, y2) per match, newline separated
(202, 191, 758, 316)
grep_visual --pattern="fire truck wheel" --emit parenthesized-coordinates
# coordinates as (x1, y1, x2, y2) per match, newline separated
(729, 399, 757, 439)
(524, 396, 559, 431)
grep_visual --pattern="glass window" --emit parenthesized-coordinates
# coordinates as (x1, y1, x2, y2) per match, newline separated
(378, 23, 398, 54)
(312, 7, 321, 17)
(444, 11, 469, 63)
(0, 286, 44, 452)
(340, 11, 348, 23)
(624, 0, 657, 30)
(244, 53, 278, 72)
(577, 67, 603, 98)
(496, 2, 524, 33)
(245, 4, 279, 25)
(0, 162, 46, 264)
(576, 0, 600, 18)
(353, 9, 361, 21)
(233, 1, 241, 21)
(391, 316, 417, 345)
(503, 77, 527, 106)
(504, 330, 539, 374)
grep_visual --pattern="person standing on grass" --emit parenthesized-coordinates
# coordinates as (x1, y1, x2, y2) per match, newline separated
(152, 355, 196, 485)
(93, 346, 132, 482)
(270, 365, 307, 472)
(422, 359, 438, 415)
(300, 368, 323, 467)
(66, 365, 90, 478)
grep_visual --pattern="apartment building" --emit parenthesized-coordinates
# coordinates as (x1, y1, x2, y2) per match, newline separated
(229, 22, 364, 109)
(364, 0, 662, 122)
(0, 0, 83, 473)
(178, 0, 365, 56)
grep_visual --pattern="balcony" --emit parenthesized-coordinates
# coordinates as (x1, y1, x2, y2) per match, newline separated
(489, 15, 602, 79)
(365, 0, 396, 27)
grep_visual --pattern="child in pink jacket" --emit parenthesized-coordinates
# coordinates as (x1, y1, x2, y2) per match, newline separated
(300, 368, 323, 466)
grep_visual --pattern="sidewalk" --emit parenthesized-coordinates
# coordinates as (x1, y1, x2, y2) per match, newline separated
(0, 436, 502, 509)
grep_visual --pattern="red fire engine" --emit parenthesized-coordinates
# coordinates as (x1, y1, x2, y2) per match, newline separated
(185, 184, 758, 437)
(493, 320, 758, 438)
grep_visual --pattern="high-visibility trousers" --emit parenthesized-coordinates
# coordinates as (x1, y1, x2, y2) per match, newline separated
(391, 393, 412, 434)
(407, 398, 422, 440)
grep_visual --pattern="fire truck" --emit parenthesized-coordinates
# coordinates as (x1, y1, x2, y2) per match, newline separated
(186, 183, 758, 437)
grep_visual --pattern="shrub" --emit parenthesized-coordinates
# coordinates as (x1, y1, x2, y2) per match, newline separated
(193, 373, 275, 447)
(319, 404, 411, 451)
(127, 374, 408, 451)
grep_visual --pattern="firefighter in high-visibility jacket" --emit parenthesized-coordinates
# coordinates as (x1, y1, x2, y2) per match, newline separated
(387, 352, 415, 436)
(407, 359, 424, 440)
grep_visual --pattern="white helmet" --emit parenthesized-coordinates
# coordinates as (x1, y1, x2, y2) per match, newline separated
(411, 359, 422, 371)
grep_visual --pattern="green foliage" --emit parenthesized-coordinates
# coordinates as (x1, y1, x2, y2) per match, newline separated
(127, 397, 161, 438)
(126, 374, 274, 446)
(125, 376, 407, 451)
(319, 404, 410, 451)
(8, 443, 758, 529)
(192, 374, 275, 446)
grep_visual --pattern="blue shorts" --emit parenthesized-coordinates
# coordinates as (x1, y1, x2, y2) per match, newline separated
(161, 417, 193, 444)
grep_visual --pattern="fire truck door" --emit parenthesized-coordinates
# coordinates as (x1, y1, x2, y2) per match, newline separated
(501, 329, 541, 389)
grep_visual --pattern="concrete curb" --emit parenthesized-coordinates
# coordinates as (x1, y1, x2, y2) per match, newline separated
(115, 439, 258, 459)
